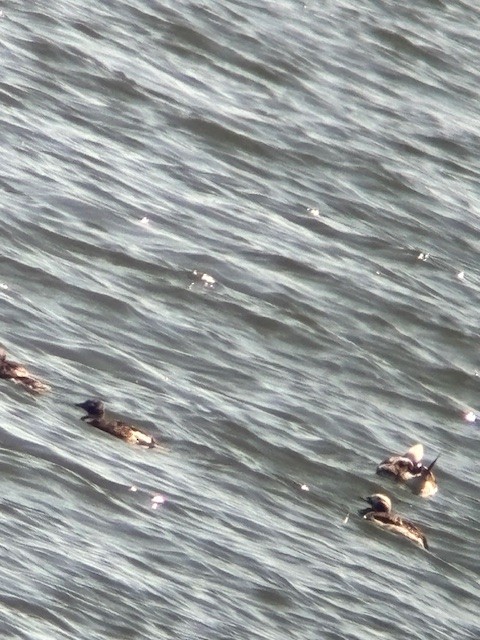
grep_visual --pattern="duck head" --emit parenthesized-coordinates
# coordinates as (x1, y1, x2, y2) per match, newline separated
(359, 493, 392, 517)
(75, 399, 105, 418)
(376, 443, 425, 480)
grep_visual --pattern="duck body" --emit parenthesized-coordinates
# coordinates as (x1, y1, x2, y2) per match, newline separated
(75, 399, 156, 447)
(0, 347, 51, 393)
(376, 443, 438, 498)
(359, 494, 428, 550)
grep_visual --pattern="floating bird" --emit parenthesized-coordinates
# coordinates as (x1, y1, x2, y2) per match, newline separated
(0, 347, 51, 393)
(359, 494, 428, 550)
(376, 443, 438, 498)
(75, 399, 156, 447)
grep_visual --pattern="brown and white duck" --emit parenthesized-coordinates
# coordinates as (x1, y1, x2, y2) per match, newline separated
(0, 347, 51, 393)
(75, 399, 156, 447)
(376, 443, 438, 498)
(359, 494, 428, 550)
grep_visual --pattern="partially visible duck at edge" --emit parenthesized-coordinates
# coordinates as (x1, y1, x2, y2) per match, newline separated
(75, 399, 156, 448)
(359, 494, 429, 550)
(0, 346, 51, 393)
(376, 443, 439, 498)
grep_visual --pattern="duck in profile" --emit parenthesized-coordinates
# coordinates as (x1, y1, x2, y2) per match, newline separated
(359, 494, 429, 550)
(376, 443, 438, 498)
(75, 399, 156, 447)
(0, 347, 51, 393)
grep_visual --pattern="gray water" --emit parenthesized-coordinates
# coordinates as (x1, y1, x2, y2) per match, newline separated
(1, 0, 479, 638)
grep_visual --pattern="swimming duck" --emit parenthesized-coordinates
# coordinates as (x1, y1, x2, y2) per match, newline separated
(0, 347, 51, 393)
(359, 494, 428, 550)
(376, 443, 438, 498)
(75, 399, 156, 447)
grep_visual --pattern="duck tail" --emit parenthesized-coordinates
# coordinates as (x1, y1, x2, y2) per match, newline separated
(15, 377, 51, 393)
(425, 455, 439, 474)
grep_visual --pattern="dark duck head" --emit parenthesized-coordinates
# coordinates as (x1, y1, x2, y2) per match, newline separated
(75, 399, 105, 420)
(358, 493, 392, 517)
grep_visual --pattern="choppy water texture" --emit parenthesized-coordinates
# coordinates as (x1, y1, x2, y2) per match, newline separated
(1, 0, 480, 638)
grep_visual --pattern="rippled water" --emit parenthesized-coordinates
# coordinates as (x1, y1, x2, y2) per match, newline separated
(1, 0, 480, 638)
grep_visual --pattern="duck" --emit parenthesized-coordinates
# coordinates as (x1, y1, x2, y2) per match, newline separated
(75, 399, 156, 447)
(376, 443, 438, 498)
(359, 494, 428, 550)
(0, 347, 51, 393)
